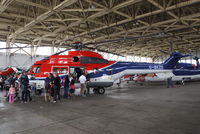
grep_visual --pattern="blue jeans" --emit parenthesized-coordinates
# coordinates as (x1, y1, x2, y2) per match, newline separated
(64, 86, 69, 98)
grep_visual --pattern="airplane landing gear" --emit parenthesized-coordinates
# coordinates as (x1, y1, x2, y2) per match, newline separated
(93, 87, 105, 94)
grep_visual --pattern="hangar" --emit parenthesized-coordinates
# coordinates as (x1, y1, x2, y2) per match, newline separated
(0, 0, 200, 134)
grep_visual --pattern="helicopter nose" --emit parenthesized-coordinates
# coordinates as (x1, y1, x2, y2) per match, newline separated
(28, 74, 35, 80)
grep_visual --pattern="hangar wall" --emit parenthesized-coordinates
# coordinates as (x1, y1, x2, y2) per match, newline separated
(0, 52, 45, 70)
(156, 51, 200, 64)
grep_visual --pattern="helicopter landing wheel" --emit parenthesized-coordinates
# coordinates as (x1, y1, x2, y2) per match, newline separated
(93, 88, 98, 94)
(97, 87, 105, 94)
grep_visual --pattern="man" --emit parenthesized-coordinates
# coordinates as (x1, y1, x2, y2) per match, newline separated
(19, 71, 30, 103)
(167, 76, 173, 88)
(8, 74, 16, 87)
(63, 74, 70, 98)
(53, 73, 61, 103)
(79, 72, 87, 97)
(44, 73, 51, 102)
(0, 76, 4, 91)
(85, 71, 90, 94)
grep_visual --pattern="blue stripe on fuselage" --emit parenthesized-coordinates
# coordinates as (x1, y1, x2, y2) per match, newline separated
(89, 62, 164, 78)
(173, 69, 200, 76)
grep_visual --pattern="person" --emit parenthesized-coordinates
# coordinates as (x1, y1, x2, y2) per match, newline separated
(0, 76, 4, 91)
(14, 81, 20, 101)
(75, 68, 82, 81)
(8, 74, 17, 87)
(31, 83, 36, 96)
(53, 73, 61, 103)
(181, 78, 185, 85)
(167, 76, 173, 88)
(8, 84, 15, 104)
(49, 73, 54, 102)
(79, 72, 87, 97)
(4, 76, 11, 97)
(44, 73, 51, 102)
(69, 78, 75, 97)
(63, 74, 70, 98)
(85, 71, 90, 94)
(27, 85, 32, 102)
(19, 71, 29, 103)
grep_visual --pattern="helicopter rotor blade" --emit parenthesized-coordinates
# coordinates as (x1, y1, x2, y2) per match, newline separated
(82, 46, 125, 57)
(53, 48, 72, 55)
(159, 50, 170, 55)
(83, 32, 167, 46)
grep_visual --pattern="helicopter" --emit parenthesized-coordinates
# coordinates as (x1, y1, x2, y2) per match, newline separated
(26, 42, 190, 94)
(0, 33, 194, 94)
(134, 56, 200, 82)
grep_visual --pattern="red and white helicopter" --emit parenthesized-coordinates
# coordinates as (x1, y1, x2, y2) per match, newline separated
(0, 33, 192, 94)
(27, 42, 189, 94)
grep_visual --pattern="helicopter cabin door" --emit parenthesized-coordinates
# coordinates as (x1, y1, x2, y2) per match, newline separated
(69, 67, 85, 82)
(51, 66, 69, 75)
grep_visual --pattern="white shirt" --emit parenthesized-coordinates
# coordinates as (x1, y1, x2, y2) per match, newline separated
(79, 75, 86, 84)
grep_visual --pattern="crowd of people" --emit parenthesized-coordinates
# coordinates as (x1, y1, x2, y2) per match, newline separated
(0, 71, 33, 104)
(0, 70, 89, 104)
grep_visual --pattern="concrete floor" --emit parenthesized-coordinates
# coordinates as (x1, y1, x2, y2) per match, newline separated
(1, 82, 200, 134)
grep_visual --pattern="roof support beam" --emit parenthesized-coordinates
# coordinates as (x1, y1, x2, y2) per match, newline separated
(0, 0, 14, 13)
(63, 0, 200, 42)
(8, 0, 78, 39)
(15, 0, 49, 10)
(85, 13, 200, 42)
(33, 0, 141, 42)
(147, 0, 197, 45)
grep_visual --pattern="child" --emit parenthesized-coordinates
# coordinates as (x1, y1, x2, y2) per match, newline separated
(31, 83, 36, 96)
(69, 79, 75, 97)
(8, 84, 15, 104)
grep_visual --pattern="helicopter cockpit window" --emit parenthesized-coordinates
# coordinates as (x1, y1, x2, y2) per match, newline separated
(36, 67, 41, 73)
(53, 68, 60, 73)
(80, 57, 108, 64)
(32, 67, 37, 73)
(106, 69, 112, 75)
(93, 68, 99, 74)
(33, 66, 40, 73)
(61, 68, 67, 74)
(73, 56, 79, 62)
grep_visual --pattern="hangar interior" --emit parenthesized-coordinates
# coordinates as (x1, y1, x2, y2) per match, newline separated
(1, 0, 200, 134)
(0, 0, 200, 67)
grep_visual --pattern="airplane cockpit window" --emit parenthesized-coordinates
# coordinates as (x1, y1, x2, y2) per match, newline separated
(73, 56, 79, 62)
(80, 57, 108, 64)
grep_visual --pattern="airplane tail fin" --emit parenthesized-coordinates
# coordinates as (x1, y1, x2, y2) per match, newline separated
(162, 52, 191, 69)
